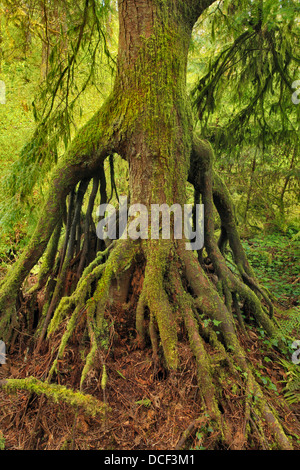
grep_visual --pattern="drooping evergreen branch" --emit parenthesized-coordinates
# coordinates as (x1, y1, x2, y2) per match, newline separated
(191, 0, 300, 153)
(1, 0, 115, 222)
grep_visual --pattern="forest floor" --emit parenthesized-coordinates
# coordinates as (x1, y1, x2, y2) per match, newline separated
(0, 233, 299, 451)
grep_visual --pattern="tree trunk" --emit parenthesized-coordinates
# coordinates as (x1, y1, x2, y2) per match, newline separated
(114, 0, 194, 208)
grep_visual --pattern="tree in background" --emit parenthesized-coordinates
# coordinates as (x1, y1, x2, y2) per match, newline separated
(190, 0, 299, 229)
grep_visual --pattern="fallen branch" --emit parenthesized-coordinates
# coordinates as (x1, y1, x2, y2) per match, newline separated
(0, 377, 109, 418)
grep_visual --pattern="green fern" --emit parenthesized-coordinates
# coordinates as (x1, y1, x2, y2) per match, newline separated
(278, 358, 300, 404)
(280, 307, 300, 338)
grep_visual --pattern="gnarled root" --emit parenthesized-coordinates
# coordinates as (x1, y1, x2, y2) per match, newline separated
(0, 132, 295, 450)
(0, 98, 119, 342)
(189, 137, 279, 338)
(178, 241, 292, 449)
(53, 233, 291, 449)
(0, 223, 294, 449)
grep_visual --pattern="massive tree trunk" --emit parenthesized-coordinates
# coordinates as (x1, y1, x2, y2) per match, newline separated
(0, 0, 297, 450)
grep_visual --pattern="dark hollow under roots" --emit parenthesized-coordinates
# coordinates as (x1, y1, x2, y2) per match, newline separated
(0, 143, 298, 450)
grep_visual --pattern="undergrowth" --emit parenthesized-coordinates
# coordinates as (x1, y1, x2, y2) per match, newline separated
(241, 232, 300, 307)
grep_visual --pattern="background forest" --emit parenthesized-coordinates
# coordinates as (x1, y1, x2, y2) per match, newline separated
(0, 0, 299, 451)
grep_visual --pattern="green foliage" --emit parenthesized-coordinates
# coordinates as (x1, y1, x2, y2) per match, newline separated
(0, 0, 117, 240)
(242, 233, 300, 305)
(192, 0, 300, 154)
(187, 0, 300, 245)
(135, 398, 152, 408)
(0, 430, 5, 450)
(190, 423, 214, 450)
(254, 368, 279, 394)
(0, 57, 39, 269)
(278, 307, 300, 344)
(0, 0, 119, 272)
(278, 358, 300, 405)
(217, 144, 299, 234)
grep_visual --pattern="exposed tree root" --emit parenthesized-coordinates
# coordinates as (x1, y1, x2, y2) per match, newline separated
(0, 377, 108, 418)
(0, 119, 296, 449)
(1, 188, 296, 449)
(168, 263, 221, 424)
(189, 137, 278, 336)
(0, 94, 120, 341)
(1, 228, 295, 449)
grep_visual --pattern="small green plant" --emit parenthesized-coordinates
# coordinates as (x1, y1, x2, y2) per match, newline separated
(0, 430, 5, 450)
(135, 398, 152, 408)
(190, 424, 214, 450)
(278, 307, 300, 339)
(278, 358, 300, 405)
(254, 369, 279, 394)
(241, 234, 300, 305)
(193, 432, 206, 450)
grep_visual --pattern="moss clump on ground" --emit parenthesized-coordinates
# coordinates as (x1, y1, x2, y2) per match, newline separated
(0, 377, 108, 418)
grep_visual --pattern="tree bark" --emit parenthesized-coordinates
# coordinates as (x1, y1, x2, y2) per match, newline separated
(114, 0, 200, 208)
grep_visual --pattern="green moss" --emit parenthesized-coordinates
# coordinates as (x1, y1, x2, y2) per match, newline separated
(2, 377, 108, 418)
(47, 297, 73, 336)
(93, 239, 136, 328)
(80, 327, 98, 390)
(112, 7, 194, 208)
(143, 239, 178, 369)
(136, 289, 146, 345)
